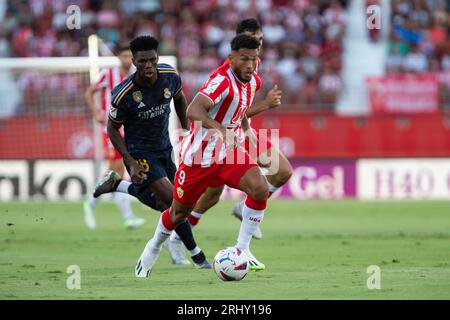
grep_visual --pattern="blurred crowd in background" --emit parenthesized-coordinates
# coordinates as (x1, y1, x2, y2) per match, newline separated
(387, 0, 450, 74)
(386, 0, 450, 108)
(0, 0, 348, 111)
(3, 0, 450, 112)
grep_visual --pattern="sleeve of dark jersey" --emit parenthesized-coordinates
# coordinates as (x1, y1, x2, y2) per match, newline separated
(109, 86, 128, 124)
(174, 73, 183, 96)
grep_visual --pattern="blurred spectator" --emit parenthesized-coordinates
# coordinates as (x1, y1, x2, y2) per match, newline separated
(4, 0, 350, 111)
(387, 0, 450, 110)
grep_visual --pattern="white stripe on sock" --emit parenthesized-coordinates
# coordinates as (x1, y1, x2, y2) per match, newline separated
(191, 211, 203, 219)
(267, 182, 279, 193)
(117, 181, 131, 193)
(189, 246, 201, 256)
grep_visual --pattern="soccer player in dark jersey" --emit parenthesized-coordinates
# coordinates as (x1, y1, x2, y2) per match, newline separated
(93, 36, 211, 269)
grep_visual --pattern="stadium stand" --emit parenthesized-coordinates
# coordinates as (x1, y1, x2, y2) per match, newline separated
(1, 0, 349, 110)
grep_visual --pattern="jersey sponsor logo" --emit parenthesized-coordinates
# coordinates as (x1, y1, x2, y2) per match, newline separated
(164, 88, 171, 99)
(109, 106, 118, 118)
(132, 90, 143, 103)
(137, 101, 146, 109)
(138, 103, 169, 119)
(177, 187, 184, 198)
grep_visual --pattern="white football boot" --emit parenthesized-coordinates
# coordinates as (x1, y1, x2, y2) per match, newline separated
(135, 239, 162, 278)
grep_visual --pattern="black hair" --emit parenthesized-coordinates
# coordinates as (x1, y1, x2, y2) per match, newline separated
(236, 19, 261, 35)
(230, 34, 260, 52)
(129, 36, 159, 55)
(115, 44, 130, 55)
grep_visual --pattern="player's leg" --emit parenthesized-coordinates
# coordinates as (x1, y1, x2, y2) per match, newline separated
(235, 167, 269, 270)
(93, 167, 162, 212)
(231, 139, 293, 239)
(83, 135, 121, 230)
(136, 199, 195, 277)
(187, 185, 224, 228)
(146, 176, 210, 267)
(108, 159, 145, 228)
(258, 145, 293, 193)
(220, 151, 269, 271)
(136, 163, 211, 277)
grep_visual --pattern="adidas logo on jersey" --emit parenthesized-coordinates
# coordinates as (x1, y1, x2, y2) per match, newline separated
(137, 101, 146, 109)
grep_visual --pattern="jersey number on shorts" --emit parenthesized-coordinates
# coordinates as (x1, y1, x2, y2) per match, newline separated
(137, 159, 150, 171)
(178, 170, 186, 185)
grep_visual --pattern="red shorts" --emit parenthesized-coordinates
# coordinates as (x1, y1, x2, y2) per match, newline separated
(173, 147, 258, 205)
(103, 132, 122, 161)
(243, 128, 273, 159)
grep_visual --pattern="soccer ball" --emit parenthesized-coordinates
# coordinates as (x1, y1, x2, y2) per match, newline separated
(213, 247, 249, 281)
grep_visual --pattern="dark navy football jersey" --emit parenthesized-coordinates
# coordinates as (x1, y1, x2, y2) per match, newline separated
(109, 63, 182, 155)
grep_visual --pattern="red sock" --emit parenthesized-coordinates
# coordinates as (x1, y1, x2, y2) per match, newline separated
(245, 197, 267, 210)
(188, 214, 200, 226)
(161, 208, 177, 231)
(268, 191, 273, 198)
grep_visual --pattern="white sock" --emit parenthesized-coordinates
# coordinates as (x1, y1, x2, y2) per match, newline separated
(88, 195, 98, 209)
(236, 203, 264, 250)
(113, 192, 135, 220)
(189, 246, 201, 256)
(141, 215, 172, 267)
(237, 201, 245, 214)
(116, 181, 131, 193)
(170, 231, 182, 241)
(267, 181, 279, 194)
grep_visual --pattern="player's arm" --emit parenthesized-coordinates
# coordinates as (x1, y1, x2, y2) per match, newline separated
(186, 93, 221, 130)
(107, 119, 148, 184)
(173, 89, 189, 131)
(246, 85, 282, 118)
(241, 115, 257, 147)
(107, 102, 148, 184)
(106, 119, 133, 165)
(85, 84, 105, 124)
(187, 93, 238, 148)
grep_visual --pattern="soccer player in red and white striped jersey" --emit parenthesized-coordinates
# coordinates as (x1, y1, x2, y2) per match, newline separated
(83, 45, 144, 230)
(186, 19, 293, 244)
(135, 34, 270, 277)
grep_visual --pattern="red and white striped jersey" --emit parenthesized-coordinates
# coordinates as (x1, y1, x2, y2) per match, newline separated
(180, 62, 262, 167)
(94, 65, 135, 120)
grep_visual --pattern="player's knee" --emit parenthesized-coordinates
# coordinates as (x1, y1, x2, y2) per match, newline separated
(248, 181, 269, 201)
(157, 190, 173, 211)
(171, 208, 190, 225)
(275, 162, 293, 186)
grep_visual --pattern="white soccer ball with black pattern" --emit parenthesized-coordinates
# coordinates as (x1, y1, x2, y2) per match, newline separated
(213, 247, 249, 281)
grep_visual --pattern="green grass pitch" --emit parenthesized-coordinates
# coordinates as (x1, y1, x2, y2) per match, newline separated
(1, 200, 449, 299)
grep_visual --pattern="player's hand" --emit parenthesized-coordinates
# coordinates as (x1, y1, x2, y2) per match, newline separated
(244, 128, 258, 148)
(264, 85, 282, 109)
(217, 126, 239, 149)
(129, 161, 148, 185)
(94, 110, 106, 125)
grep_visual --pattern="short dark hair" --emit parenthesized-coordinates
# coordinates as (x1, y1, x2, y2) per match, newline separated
(129, 36, 159, 55)
(236, 19, 261, 35)
(230, 34, 260, 52)
(115, 44, 130, 55)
